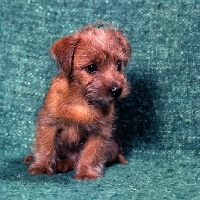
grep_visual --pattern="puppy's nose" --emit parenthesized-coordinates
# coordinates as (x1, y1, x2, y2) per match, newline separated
(110, 87, 122, 99)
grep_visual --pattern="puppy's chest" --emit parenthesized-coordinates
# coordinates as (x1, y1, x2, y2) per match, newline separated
(58, 107, 115, 144)
(58, 120, 109, 145)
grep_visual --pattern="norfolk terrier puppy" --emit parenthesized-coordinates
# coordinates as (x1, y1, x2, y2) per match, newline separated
(24, 25, 131, 180)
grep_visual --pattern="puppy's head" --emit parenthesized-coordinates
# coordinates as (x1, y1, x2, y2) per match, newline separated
(51, 25, 131, 105)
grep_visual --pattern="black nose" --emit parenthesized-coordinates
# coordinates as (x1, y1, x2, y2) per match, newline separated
(110, 87, 122, 99)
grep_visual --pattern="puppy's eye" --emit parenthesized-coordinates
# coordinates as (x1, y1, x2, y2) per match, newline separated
(85, 64, 98, 74)
(116, 61, 123, 71)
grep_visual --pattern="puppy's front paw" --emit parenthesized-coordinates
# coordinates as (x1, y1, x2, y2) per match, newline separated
(74, 172, 101, 180)
(74, 166, 102, 180)
(28, 163, 54, 175)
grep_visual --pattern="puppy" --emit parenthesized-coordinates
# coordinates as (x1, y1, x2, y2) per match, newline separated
(24, 25, 131, 180)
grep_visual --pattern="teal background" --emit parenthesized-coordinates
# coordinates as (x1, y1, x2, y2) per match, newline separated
(0, 0, 200, 199)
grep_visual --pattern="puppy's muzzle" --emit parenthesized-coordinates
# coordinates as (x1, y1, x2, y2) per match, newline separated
(109, 86, 122, 99)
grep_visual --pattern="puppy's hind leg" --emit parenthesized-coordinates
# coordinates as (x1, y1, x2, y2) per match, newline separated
(24, 154, 33, 165)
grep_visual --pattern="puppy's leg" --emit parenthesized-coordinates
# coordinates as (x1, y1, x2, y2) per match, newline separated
(74, 135, 107, 180)
(28, 125, 57, 175)
(24, 154, 33, 165)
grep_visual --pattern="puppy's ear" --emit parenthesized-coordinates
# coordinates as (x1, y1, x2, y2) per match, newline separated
(51, 35, 79, 74)
(114, 30, 131, 62)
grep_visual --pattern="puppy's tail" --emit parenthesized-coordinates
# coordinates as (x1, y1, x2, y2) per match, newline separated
(117, 153, 128, 164)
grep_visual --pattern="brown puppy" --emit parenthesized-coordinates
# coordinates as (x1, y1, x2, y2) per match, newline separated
(24, 25, 131, 180)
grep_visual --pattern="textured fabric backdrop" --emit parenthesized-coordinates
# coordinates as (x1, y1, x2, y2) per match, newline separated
(0, 0, 200, 199)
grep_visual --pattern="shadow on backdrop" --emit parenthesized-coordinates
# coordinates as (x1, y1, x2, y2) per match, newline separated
(117, 72, 163, 156)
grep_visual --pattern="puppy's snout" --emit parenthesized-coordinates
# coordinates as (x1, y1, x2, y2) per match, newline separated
(110, 86, 122, 99)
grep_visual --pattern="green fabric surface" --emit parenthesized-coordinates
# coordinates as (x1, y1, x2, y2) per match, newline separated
(0, 0, 200, 199)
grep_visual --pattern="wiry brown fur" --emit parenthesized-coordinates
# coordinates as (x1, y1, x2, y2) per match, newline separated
(24, 25, 131, 180)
